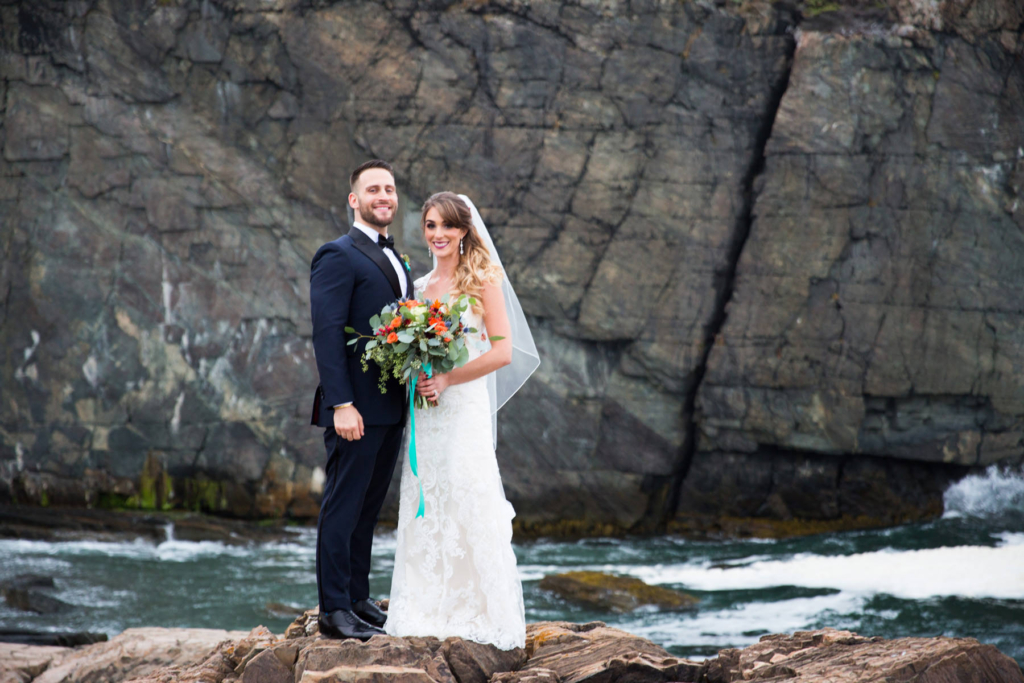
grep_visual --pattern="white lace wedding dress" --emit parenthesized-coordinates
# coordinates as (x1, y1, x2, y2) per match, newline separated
(384, 274, 526, 650)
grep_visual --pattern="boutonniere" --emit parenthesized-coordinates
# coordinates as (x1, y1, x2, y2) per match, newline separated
(400, 254, 411, 271)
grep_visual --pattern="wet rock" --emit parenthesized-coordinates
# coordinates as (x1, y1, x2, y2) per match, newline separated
(0, 505, 297, 544)
(0, 630, 106, 647)
(674, 451, 957, 537)
(266, 601, 306, 619)
(539, 572, 698, 613)
(0, 575, 76, 615)
(0, 587, 73, 615)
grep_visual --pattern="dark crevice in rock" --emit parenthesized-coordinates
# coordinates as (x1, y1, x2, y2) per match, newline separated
(663, 15, 800, 526)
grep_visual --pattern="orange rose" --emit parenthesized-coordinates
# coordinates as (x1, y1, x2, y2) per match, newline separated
(389, 316, 403, 330)
(386, 332, 399, 344)
(435, 321, 448, 333)
(444, 336, 452, 343)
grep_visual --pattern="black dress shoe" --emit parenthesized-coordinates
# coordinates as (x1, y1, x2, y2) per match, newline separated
(352, 599, 387, 628)
(317, 609, 385, 641)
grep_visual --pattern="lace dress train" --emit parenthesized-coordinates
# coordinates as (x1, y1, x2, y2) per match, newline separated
(384, 278, 526, 650)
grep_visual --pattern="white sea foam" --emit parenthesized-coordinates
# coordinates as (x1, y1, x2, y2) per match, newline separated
(625, 591, 865, 653)
(624, 535, 1024, 600)
(944, 465, 1024, 518)
(518, 564, 566, 582)
(0, 537, 251, 563)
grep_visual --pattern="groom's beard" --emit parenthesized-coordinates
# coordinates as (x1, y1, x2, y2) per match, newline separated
(358, 201, 395, 229)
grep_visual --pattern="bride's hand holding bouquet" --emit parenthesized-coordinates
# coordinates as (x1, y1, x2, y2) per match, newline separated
(345, 294, 500, 408)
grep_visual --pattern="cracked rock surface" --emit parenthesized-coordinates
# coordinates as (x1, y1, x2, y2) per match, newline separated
(3, 621, 1021, 683)
(684, 10, 1024, 532)
(1, 0, 1021, 534)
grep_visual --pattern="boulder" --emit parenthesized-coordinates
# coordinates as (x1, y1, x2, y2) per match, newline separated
(0, 631, 106, 647)
(1, 576, 74, 615)
(539, 572, 698, 613)
(0, 505, 294, 544)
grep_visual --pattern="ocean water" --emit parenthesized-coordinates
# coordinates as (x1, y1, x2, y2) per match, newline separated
(1, 466, 1022, 664)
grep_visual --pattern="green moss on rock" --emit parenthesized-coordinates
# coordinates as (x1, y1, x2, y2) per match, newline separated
(539, 571, 699, 613)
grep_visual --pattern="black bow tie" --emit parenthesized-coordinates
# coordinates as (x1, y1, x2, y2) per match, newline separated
(377, 234, 395, 251)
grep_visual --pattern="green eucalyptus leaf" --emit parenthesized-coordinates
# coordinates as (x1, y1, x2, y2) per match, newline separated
(366, 340, 377, 350)
(347, 339, 358, 345)
(397, 332, 414, 343)
(488, 335, 505, 341)
(396, 342, 410, 353)
(344, 326, 357, 334)
(457, 346, 470, 366)
(370, 315, 381, 329)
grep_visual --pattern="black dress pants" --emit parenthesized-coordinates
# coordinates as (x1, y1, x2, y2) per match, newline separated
(316, 422, 404, 612)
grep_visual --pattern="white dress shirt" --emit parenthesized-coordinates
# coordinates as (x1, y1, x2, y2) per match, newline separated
(353, 221, 408, 298)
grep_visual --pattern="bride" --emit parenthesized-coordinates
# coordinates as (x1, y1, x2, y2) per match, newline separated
(384, 192, 539, 650)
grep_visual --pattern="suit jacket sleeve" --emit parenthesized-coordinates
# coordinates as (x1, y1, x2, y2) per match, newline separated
(310, 243, 356, 408)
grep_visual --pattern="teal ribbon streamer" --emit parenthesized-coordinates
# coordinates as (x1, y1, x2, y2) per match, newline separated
(408, 362, 432, 519)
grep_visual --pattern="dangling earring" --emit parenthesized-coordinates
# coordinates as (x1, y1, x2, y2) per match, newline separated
(459, 238, 464, 255)
(427, 246, 432, 259)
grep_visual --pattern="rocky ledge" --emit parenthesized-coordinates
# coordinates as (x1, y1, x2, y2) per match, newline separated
(2, 611, 1021, 683)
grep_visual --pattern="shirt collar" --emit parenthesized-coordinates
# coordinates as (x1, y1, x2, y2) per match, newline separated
(353, 221, 387, 241)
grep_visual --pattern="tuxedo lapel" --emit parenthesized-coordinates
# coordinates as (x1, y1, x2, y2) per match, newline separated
(348, 227, 403, 299)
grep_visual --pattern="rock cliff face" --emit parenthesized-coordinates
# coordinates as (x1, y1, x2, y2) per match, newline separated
(0, 0, 1021, 533)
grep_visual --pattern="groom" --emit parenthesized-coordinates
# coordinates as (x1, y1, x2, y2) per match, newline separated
(309, 159, 412, 640)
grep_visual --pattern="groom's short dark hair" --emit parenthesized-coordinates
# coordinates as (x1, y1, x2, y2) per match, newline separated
(350, 159, 395, 191)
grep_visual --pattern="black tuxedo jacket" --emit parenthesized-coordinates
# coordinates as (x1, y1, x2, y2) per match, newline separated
(310, 226, 414, 428)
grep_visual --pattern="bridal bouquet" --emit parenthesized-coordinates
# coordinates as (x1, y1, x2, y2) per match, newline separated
(346, 294, 486, 409)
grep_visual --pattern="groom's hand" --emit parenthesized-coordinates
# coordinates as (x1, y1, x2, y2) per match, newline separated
(334, 405, 365, 441)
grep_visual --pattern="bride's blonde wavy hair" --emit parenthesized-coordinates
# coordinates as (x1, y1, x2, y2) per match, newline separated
(421, 192, 502, 315)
